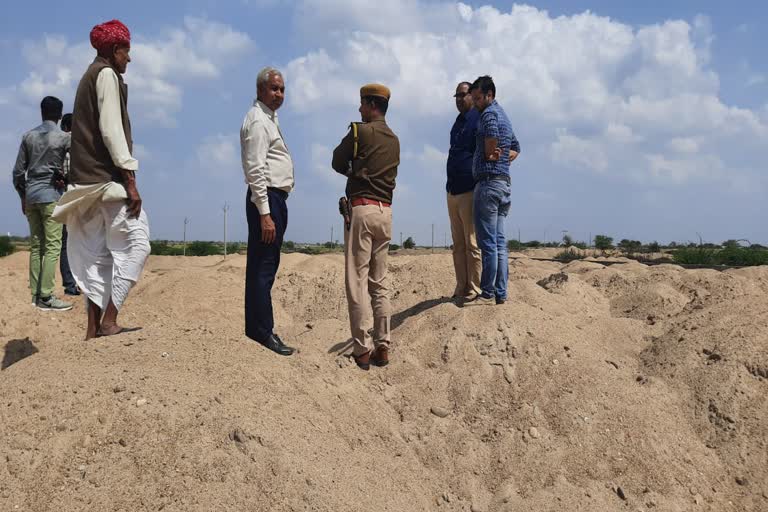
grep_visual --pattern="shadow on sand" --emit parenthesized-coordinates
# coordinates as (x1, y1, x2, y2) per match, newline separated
(327, 296, 454, 354)
(2, 337, 39, 370)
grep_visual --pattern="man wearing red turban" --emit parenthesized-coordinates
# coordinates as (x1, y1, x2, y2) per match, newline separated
(53, 19, 150, 340)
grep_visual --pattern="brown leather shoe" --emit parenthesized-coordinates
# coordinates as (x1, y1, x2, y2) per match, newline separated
(352, 351, 371, 371)
(371, 345, 389, 367)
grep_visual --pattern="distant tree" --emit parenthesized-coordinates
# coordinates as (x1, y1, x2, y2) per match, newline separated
(572, 241, 587, 250)
(508, 239, 523, 251)
(594, 235, 613, 252)
(323, 241, 335, 249)
(186, 241, 222, 256)
(389, 243, 400, 251)
(562, 234, 573, 247)
(0, 236, 14, 257)
(226, 242, 241, 254)
(283, 240, 296, 251)
(403, 237, 416, 249)
(721, 239, 741, 249)
(525, 240, 541, 248)
(647, 241, 660, 253)
(618, 239, 642, 255)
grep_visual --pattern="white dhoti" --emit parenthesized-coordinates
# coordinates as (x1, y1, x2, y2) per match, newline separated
(54, 184, 150, 311)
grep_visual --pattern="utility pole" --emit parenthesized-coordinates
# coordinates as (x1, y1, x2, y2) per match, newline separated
(518, 228, 521, 243)
(444, 232, 447, 249)
(431, 224, 435, 253)
(183, 217, 189, 256)
(400, 232, 403, 247)
(330, 226, 334, 248)
(223, 203, 229, 259)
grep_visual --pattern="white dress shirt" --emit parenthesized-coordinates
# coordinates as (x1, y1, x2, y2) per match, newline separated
(240, 100, 294, 215)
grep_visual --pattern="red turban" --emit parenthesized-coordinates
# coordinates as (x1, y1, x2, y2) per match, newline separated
(90, 20, 131, 50)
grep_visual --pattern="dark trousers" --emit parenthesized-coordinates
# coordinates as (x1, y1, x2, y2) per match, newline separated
(245, 188, 288, 342)
(59, 226, 77, 294)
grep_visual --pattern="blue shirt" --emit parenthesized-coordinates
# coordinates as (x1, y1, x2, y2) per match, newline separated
(473, 100, 520, 180)
(12, 121, 70, 204)
(446, 108, 479, 195)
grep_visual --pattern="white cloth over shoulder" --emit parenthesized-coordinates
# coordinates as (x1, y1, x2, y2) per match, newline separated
(52, 182, 127, 224)
(66, 201, 150, 311)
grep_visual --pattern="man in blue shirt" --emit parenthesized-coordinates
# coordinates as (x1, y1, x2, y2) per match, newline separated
(12, 96, 73, 311)
(446, 81, 482, 301)
(469, 76, 520, 305)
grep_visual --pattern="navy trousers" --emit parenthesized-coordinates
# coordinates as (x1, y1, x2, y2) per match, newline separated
(59, 226, 78, 294)
(245, 188, 288, 342)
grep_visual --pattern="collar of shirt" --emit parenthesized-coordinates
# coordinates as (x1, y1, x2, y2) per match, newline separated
(254, 99, 278, 122)
(41, 120, 59, 130)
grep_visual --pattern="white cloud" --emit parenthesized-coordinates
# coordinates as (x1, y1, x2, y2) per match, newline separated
(667, 137, 699, 154)
(310, 143, 346, 186)
(284, 1, 768, 188)
(7, 18, 254, 123)
(197, 134, 240, 175)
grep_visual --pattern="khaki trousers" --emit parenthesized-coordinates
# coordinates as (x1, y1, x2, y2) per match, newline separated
(447, 191, 481, 298)
(344, 204, 392, 356)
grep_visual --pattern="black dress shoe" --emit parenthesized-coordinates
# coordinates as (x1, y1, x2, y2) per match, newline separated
(258, 334, 294, 356)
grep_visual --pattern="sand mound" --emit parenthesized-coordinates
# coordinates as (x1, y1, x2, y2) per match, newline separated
(1, 252, 766, 511)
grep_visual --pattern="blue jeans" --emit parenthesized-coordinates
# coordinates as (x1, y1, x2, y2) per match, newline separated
(473, 179, 511, 300)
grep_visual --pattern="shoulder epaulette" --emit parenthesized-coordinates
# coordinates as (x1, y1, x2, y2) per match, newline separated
(349, 122, 361, 159)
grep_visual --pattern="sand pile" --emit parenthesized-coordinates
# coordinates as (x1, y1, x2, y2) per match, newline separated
(1, 251, 766, 511)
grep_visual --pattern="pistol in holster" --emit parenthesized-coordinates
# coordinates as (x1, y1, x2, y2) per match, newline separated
(339, 196, 352, 231)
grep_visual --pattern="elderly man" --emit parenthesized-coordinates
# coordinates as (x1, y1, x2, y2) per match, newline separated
(240, 67, 295, 356)
(12, 96, 72, 310)
(469, 76, 520, 306)
(446, 81, 482, 302)
(53, 20, 150, 339)
(332, 84, 400, 370)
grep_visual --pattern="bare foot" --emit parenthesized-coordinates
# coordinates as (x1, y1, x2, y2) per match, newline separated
(97, 323, 126, 337)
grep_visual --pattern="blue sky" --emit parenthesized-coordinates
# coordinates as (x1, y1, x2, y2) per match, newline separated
(2, 0, 766, 246)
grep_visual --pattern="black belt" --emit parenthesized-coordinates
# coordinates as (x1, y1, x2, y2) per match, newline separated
(476, 174, 510, 184)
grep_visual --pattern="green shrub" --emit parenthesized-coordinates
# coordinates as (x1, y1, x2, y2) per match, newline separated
(186, 241, 222, 256)
(716, 247, 768, 266)
(525, 240, 541, 248)
(403, 237, 416, 249)
(0, 236, 14, 257)
(507, 239, 523, 251)
(672, 247, 718, 265)
(150, 241, 183, 256)
(554, 249, 585, 262)
(389, 244, 400, 251)
(594, 235, 613, 251)
(226, 242, 241, 254)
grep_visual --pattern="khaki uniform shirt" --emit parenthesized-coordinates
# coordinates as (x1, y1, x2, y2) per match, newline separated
(332, 119, 400, 204)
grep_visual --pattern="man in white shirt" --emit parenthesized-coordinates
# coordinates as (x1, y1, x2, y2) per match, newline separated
(240, 67, 295, 356)
(54, 19, 150, 340)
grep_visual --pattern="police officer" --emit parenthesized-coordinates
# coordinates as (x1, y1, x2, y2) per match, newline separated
(332, 84, 400, 370)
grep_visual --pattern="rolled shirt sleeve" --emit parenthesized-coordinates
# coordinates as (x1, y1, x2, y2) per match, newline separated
(96, 68, 138, 171)
(240, 119, 271, 215)
(483, 111, 500, 140)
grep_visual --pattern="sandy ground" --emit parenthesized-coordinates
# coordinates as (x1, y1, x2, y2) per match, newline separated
(1, 250, 767, 512)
